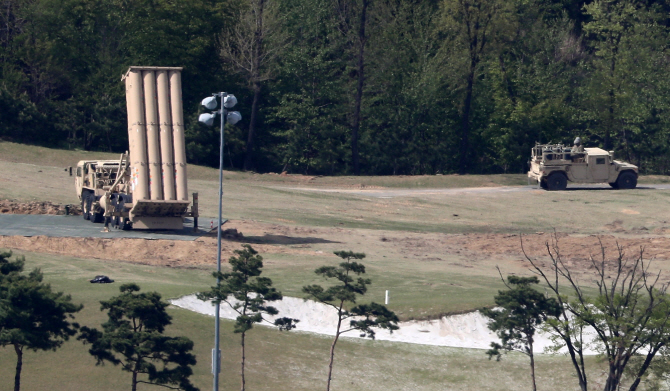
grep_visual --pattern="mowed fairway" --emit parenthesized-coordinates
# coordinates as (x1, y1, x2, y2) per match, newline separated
(0, 251, 607, 391)
(0, 141, 669, 390)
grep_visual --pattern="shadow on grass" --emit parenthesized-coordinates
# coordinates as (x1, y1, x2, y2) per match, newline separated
(562, 186, 657, 191)
(230, 234, 341, 245)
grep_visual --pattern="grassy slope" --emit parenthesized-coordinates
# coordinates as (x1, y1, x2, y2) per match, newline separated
(2, 141, 669, 235)
(0, 142, 665, 389)
(0, 251, 607, 391)
(2, 141, 670, 317)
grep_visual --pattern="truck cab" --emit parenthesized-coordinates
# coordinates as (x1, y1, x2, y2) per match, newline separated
(75, 160, 126, 201)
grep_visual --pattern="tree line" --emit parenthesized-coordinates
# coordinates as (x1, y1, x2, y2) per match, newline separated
(1, 0, 669, 176)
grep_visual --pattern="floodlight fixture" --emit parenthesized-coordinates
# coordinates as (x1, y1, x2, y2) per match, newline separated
(223, 94, 237, 109)
(201, 96, 218, 110)
(198, 112, 216, 127)
(227, 111, 242, 125)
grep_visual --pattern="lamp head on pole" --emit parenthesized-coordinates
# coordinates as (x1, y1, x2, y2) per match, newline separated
(198, 113, 217, 127)
(223, 94, 237, 109)
(201, 96, 218, 110)
(227, 111, 242, 125)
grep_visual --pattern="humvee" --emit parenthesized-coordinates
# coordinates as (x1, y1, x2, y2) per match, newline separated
(527, 143, 638, 191)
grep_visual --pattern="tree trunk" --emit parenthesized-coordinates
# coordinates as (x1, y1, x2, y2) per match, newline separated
(628, 348, 660, 391)
(564, 341, 588, 391)
(605, 88, 614, 151)
(528, 340, 537, 391)
(605, 48, 618, 151)
(132, 369, 138, 391)
(244, 82, 261, 171)
(604, 361, 621, 391)
(458, 61, 476, 175)
(351, 0, 369, 176)
(14, 344, 23, 391)
(326, 304, 345, 391)
(326, 333, 341, 391)
(241, 330, 247, 391)
(243, 0, 265, 172)
(498, 54, 515, 105)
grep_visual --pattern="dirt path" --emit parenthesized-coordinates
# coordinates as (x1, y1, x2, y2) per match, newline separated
(281, 183, 670, 198)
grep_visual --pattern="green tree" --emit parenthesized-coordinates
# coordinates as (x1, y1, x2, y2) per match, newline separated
(481, 273, 561, 391)
(583, 1, 670, 171)
(196, 245, 297, 391)
(441, 0, 513, 174)
(79, 283, 198, 391)
(581, 0, 637, 151)
(333, 0, 374, 175)
(218, 0, 286, 171)
(483, 7, 584, 173)
(525, 237, 670, 391)
(0, 251, 83, 391)
(268, 0, 350, 175)
(303, 251, 399, 391)
(362, 0, 458, 175)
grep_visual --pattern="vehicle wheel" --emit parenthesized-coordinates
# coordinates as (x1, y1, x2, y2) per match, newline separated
(82, 195, 90, 220)
(120, 218, 132, 231)
(92, 210, 104, 224)
(540, 179, 547, 189)
(546, 173, 567, 191)
(616, 171, 637, 189)
(86, 194, 104, 223)
(609, 182, 619, 189)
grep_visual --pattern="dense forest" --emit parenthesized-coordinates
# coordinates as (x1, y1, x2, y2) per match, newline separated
(1, 0, 669, 175)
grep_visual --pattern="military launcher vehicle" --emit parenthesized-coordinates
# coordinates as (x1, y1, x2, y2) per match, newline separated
(527, 143, 638, 191)
(75, 66, 198, 230)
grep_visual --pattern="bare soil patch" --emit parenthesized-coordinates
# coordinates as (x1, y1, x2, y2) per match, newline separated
(0, 199, 81, 215)
(2, 203, 669, 277)
(0, 232, 322, 268)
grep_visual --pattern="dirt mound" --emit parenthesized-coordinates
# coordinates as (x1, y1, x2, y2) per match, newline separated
(0, 233, 323, 268)
(1, 215, 669, 275)
(0, 200, 81, 215)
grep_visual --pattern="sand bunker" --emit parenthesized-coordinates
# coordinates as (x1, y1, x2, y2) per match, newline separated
(170, 294, 598, 354)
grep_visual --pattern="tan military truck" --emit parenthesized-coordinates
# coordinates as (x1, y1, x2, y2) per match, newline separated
(74, 66, 198, 230)
(75, 156, 130, 226)
(527, 143, 638, 191)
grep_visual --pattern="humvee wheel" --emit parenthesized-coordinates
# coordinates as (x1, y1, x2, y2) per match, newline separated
(546, 173, 567, 191)
(616, 171, 637, 189)
(609, 182, 619, 189)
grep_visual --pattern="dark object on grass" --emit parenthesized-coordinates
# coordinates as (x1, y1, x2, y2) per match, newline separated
(90, 275, 114, 283)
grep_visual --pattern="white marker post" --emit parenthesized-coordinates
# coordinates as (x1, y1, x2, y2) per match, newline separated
(385, 290, 389, 305)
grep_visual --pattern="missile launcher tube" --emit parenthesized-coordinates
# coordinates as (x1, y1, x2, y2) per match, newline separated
(124, 70, 149, 202)
(156, 70, 177, 200)
(142, 70, 164, 200)
(169, 70, 188, 201)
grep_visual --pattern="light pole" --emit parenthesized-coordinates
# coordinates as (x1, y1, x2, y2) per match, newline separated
(199, 92, 241, 391)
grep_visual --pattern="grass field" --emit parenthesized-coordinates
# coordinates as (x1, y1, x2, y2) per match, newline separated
(1, 141, 669, 390)
(0, 251, 613, 391)
(1, 141, 669, 235)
